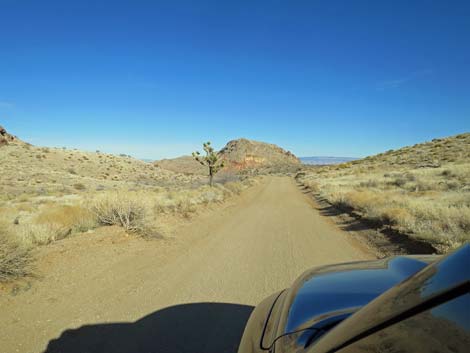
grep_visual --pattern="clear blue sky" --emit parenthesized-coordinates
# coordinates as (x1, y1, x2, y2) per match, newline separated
(1, 0, 469, 159)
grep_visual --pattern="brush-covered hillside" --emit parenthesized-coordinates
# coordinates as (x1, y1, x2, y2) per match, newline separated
(155, 138, 301, 175)
(297, 133, 470, 252)
(0, 137, 202, 199)
(155, 155, 207, 175)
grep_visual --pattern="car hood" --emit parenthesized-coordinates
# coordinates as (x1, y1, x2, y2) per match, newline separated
(269, 255, 438, 351)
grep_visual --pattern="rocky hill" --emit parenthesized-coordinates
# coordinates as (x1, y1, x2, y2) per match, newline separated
(0, 125, 23, 146)
(155, 138, 301, 175)
(220, 138, 300, 171)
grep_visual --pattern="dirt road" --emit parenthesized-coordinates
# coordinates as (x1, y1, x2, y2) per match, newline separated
(0, 176, 373, 353)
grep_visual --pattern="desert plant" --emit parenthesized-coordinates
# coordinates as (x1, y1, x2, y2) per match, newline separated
(224, 181, 244, 195)
(192, 141, 224, 187)
(89, 193, 149, 234)
(0, 226, 33, 282)
(73, 183, 86, 190)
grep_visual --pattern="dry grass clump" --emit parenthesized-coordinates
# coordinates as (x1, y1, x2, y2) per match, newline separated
(0, 224, 33, 282)
(10, 204, 97, 246)
(223, 181, 245, 194)
(90, 193, 152, 235)
(15, 224, 68, 246)
(0, 198, 96, 245)
(299, 133, 470, 252)
(303, 179, 320, 192)
(36, 205, 96, 233)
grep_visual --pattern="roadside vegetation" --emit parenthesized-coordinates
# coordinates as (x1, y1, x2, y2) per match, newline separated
(0, 180, 255, 282)
(0, 138, 256, 282)
(298, 133, 470, 253)
(0, 227, 33, 282)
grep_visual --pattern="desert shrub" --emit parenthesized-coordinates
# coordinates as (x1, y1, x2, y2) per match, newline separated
(441, 169, 455, 178)
(176, 199, 197, 217)
(67, 168, 77, 175)
(73, 183, 86, 190)
(0, 225, 33, 282)
(389, 176, 407, 187)
(378, 207, 414, 229)
(340, 190, 388, 220)
(224, 181, 244, 195)
(304, 179, 320, 192)
(89, 193, 150, 235)
(359, 179, 378, 188)
(442, 180, 460, 191)
(201, 189, 224, 204)
(408, 180, 433, 192)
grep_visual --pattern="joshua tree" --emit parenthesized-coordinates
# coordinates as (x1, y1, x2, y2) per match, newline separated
(192, 141, 224, 187)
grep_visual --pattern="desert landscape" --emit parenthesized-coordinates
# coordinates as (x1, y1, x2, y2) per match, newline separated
(2, 2, 469, 352)
(1, 123, 468, 353)
(0, 0, 470, 353)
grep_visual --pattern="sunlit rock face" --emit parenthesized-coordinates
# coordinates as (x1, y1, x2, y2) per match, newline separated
(219, 138, 300, 172)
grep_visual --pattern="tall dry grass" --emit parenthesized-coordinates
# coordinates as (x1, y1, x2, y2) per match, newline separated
(0, 224, 33, 282)
(8, 204, 97, 246)
(300, 160, 470, 252)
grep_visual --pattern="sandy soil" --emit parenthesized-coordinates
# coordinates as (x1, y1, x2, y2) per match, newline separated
(0, 176, 374, 353)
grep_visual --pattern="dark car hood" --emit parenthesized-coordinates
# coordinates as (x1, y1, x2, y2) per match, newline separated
(282, 255, 437, 334)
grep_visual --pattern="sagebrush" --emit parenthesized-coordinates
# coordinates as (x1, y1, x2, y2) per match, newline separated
(0, 225, 33, 282)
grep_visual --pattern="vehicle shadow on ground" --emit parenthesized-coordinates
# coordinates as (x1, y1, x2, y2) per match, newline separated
(43, 302, 254, 353)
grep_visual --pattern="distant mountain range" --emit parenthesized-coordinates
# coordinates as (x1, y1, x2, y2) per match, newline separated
(300, 156, 358, 165)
